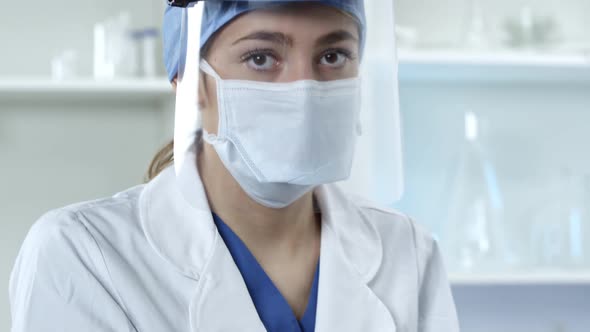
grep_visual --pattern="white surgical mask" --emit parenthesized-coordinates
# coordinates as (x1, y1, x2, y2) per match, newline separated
(200, 60, 362, 209)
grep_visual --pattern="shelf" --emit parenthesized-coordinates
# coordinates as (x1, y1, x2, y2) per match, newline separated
(398, 50, 590, 83)
(0, 78, 174, 103)
(450, 272, 590, 286)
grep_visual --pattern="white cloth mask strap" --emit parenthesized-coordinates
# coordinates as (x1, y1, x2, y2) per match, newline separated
(199, 59, 222, 80)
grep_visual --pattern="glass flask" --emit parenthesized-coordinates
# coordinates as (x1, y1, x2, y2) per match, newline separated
(442, 112, 507, 272)
(530, 171, 590, 269)
(462, 0, 490, 49)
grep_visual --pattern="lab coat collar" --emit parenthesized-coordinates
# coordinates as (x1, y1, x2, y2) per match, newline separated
(139, 144, 396, 331)
(139, 144, 215, 281)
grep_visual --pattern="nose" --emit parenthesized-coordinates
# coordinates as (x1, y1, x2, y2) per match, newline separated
(279, 53, 317, 82)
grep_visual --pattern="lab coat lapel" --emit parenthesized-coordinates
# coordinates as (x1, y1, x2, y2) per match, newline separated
(140, 145, 266, 331)
(314, 185, 397, 332)
(190, 235, 266, 332)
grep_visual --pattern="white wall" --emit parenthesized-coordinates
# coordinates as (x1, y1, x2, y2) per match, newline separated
(0, 1, 170, 329)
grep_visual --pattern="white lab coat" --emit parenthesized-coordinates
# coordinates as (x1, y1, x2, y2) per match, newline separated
(9, 146, 459, 332)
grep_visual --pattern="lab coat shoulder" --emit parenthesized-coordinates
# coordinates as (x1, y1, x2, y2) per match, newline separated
(345, 193, 460, 332)
(9, 188, 143, 332)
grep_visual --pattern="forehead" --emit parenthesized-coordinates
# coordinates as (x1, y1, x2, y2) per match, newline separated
(215, 3, 360, 42)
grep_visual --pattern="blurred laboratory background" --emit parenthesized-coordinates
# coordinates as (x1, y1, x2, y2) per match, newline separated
(1, 0, 589, 331)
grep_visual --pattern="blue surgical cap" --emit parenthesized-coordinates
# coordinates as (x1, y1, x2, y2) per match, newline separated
(163, 0, 366, 81)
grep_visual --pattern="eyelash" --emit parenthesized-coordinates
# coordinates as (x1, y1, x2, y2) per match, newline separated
(239, 48, 357, 66)
(319, 48, 356, 62)
(240, 48, 278, 63)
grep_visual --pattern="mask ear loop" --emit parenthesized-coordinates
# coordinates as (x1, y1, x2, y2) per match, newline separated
(202, 127, 225, 144)
(198, 59, 226, 144)
(199, 59, 222, 80)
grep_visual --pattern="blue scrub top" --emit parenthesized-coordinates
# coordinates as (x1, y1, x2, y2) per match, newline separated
(213, 213, 319, 332)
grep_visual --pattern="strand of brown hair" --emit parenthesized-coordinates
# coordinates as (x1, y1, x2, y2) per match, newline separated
(144, 140, 174, 182)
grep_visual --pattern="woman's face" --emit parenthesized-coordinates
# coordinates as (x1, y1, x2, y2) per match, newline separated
(199, 3, 361, 133)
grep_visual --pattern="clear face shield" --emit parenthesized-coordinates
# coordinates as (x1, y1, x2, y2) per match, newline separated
(173, 0, 402, 208)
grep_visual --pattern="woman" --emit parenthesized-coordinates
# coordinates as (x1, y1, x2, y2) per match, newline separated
(10, 1, 459, 331)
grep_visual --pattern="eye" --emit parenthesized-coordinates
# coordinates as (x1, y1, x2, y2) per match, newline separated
(242, 51, 279, 71)
(319, 50, 350, 68)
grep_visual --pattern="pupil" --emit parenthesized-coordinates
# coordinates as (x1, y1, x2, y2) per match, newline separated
(326, 53, 337, 64)
(253, 55, 266, 66)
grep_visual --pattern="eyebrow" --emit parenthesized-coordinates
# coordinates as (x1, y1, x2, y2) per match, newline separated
(232, 31, 294, 46)
(315, 30, 358, 46)
(232, 29, 358, 47)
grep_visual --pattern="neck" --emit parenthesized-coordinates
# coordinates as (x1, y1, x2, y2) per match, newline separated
(197, 141, 320, 258)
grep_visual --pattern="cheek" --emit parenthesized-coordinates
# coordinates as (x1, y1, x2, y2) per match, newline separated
(205, 75, 219, 110)
(200, 75, 220, 134)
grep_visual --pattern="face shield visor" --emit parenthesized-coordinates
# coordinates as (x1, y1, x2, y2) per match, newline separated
(171, 0, 402, 208)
